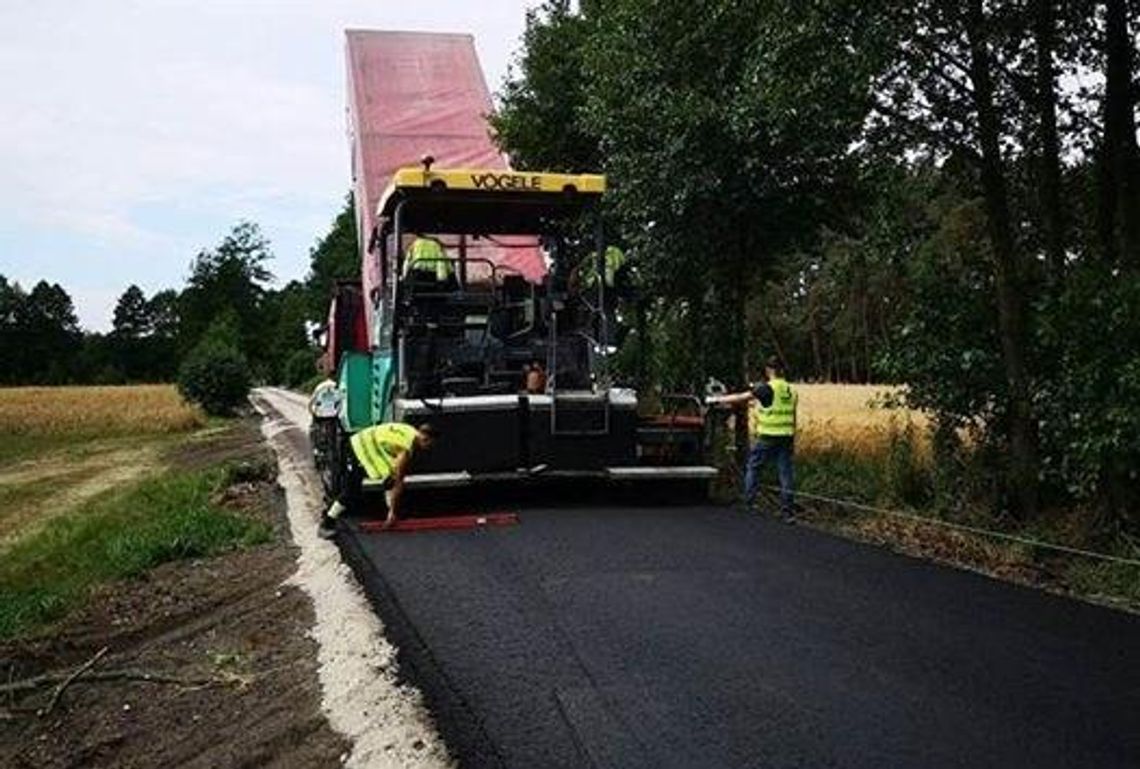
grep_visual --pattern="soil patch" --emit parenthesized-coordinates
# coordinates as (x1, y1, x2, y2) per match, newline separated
(0, 418, 348, 768)
(166, 416, 272, 471)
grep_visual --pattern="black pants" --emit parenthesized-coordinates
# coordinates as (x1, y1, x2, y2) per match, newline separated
(327, 454, 390, 520)
(337, 455, 365, 509)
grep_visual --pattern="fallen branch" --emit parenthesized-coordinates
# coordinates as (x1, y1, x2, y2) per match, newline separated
(0, 668, 226, 698)
(40, 646, 108, 717)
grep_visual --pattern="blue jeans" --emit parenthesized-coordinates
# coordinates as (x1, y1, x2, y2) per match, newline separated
(744, 437, 795, 513)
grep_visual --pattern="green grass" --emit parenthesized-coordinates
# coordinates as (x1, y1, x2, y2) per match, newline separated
(0, 465, 271, 639)
(1066, 554, 1140, 605)
(795, 449, 887, 504)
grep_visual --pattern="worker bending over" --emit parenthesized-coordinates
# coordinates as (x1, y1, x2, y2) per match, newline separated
(708, 357, 798, 519)
(318, 422, 436, 539)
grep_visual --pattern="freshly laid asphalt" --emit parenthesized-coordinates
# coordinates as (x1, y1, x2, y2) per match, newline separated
(338, 504, 1140, 769)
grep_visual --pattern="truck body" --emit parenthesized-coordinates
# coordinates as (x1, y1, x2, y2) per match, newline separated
(321, 30, 713, 499)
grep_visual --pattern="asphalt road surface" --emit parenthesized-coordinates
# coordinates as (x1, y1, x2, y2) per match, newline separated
(259, 389, 1140, 769)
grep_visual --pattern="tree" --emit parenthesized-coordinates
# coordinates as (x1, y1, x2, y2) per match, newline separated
(490, 0, 602, 172)
(868, 1, 1048, 515)
(1033, 0, 1067, 281)
(112, 285, 153, 338)
(110, 284, 155, 381)
(964, 0, 1040, 517)
(179, 221, 273, 370)
(1100, 0, 1140, 266)
(143, 288, 182, 382)
(305, 194, 359, 322)
(260, 280, 312, 384)
(0, 276, 26, 384)
(16, 281, 80, 384)
(177, 313, 251, 416)
(579, 0, 880, 391)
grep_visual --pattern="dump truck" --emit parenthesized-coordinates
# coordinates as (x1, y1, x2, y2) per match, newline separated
(317, 30, 715, 503)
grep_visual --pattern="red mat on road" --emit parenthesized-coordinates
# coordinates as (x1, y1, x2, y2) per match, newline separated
(358, 513, 520, 533)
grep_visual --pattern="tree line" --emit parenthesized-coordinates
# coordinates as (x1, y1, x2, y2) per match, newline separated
(492, 0, 1140, 525)
(0, 206, 359, 391)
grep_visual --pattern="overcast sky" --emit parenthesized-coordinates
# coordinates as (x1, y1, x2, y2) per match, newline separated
(0, 0, 538, 330)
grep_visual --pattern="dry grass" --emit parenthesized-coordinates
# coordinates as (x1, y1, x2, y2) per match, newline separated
(0, 385, 205, 438)
(793, 383, 928, 457)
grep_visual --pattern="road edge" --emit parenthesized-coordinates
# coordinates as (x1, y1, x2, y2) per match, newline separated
(251, 389, 453, 769)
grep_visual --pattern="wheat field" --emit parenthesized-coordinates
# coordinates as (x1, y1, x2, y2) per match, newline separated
(0, 382, 915, 450)
(0, 385, 205, 437)
(793, 383, 927, 456)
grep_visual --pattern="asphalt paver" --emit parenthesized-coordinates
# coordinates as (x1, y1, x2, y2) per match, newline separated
(338, 505, 1140, 769)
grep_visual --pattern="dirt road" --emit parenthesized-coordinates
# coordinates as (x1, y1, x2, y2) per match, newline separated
(255, 388, 1140, 769)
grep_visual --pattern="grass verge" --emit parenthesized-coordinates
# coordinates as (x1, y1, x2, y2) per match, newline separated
(0, 464, 271, 639)
(776, 438, 1140, 611)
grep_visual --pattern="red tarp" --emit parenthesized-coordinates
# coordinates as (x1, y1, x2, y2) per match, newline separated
(345, 30, 545, 340)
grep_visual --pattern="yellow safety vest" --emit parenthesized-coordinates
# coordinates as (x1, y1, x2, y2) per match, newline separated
(584, 246, 626, 288)
(404, 237, 454, 281)
(757, 378, 797, 437)
(350, 423, 418, 480)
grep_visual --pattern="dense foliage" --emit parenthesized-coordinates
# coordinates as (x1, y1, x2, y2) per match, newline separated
(176, 315, 252, 416)
(494, 0, 1140, 527)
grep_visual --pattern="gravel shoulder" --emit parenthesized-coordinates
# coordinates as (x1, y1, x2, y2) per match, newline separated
(253, 388, 452, 769)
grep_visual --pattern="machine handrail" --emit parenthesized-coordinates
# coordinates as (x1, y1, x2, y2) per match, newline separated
(401, 256, 534, 293)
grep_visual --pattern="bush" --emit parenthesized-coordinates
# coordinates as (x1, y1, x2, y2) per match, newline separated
(284, 349, 317, 388)
(177, 341, 251, 416)
(882, 421, 931, 508)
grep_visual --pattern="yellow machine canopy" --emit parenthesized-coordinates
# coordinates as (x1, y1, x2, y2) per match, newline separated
(377, 167, 607, 236)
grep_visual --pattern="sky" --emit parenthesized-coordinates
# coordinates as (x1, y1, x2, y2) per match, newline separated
(0, 0, 538, 331)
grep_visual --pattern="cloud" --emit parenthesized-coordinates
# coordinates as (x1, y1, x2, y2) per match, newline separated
(0, 15, 341, 237)
(0, 0, 536, 330)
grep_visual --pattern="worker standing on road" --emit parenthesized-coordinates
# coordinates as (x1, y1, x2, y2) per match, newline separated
(308, 377, 341, 465)
(708, 357, 798, 519)
(318, 422, 436, 539)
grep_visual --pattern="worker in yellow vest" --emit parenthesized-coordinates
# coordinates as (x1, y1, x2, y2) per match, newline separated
(318, 422, 436, 539)
(403, 234, 455, 284)
(708, 357, 798, 519)
(582, 245, 627, 290)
